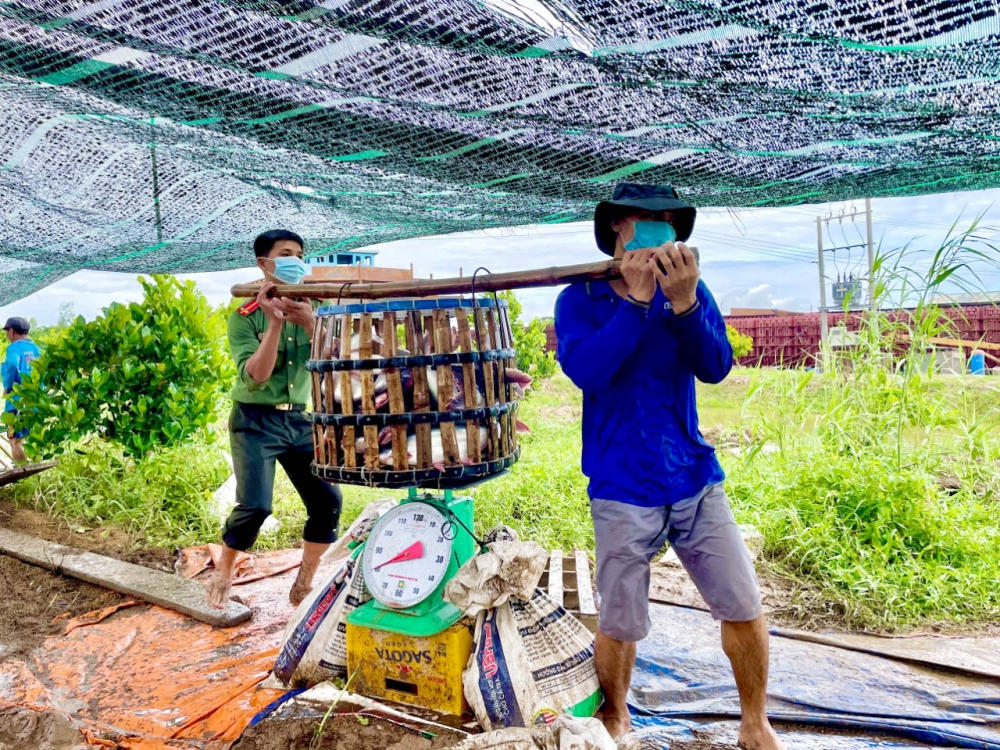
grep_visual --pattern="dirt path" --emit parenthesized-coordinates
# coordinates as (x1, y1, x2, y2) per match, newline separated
(650, 551, 1000, 637)
(0, 501, 175, 659)
(0, 706, 86, 750)
(0, 501, 175, 569)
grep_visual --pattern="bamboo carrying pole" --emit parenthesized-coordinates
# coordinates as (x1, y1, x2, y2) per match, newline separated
(230, 260, 622, 300)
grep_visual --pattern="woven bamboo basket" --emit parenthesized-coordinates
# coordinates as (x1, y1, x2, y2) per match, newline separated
(308, 297, 520, 488)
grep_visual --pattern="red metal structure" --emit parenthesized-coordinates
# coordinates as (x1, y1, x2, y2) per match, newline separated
(544, 306, 1000, 368)
(726, 305, 1000, 368)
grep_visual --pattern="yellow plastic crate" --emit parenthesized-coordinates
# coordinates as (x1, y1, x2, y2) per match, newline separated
(346, 619, 473, 715)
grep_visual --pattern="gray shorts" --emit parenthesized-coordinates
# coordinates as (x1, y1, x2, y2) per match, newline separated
(591, 482, 761, 642)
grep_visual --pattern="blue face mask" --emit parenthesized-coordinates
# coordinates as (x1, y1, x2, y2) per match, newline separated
(624, 221, 676, 251)
(271, 256, 308, 285)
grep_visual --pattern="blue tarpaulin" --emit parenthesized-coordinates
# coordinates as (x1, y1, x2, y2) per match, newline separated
(630, 604, 1000, 749)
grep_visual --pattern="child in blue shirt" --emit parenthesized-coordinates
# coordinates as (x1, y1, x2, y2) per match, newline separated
(3, 317, 41, 462)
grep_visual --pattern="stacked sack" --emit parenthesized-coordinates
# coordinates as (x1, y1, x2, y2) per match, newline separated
(445, 526, 602, 730)
(271, 501, 395, 687)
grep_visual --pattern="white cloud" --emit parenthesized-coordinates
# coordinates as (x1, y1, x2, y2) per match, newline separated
(715, 283, 789, 312)
(3, 187, 999, 326)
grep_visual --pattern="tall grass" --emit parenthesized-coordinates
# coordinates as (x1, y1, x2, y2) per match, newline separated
(728, 219, 1000, 630)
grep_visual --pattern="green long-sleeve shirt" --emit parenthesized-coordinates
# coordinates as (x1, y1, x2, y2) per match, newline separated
(228, 301, 313, 406)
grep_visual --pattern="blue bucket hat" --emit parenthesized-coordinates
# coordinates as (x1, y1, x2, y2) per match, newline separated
(594, 183, 697, 256)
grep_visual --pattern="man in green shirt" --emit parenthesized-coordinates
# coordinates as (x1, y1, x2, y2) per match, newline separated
(206, 230, 342, 609)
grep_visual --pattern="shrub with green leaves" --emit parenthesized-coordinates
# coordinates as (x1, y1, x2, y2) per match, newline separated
(499, 290, 557, 380)
(9, 275, 234, 459)
(724, 221, 1000, 630)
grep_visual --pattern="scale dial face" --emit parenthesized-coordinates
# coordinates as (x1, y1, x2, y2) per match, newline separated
(363, 502, 454, 609)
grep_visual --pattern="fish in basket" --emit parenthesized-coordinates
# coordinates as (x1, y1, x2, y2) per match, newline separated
(308, 297, 531, 489)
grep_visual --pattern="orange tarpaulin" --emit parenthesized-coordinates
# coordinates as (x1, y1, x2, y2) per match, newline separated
(0, 549, 316, 749)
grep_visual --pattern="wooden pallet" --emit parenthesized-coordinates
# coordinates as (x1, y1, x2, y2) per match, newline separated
(538, 549, 598, 633)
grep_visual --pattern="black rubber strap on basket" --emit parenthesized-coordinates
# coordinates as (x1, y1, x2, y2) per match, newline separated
(306, 349, 515, 372)
(311, 402, 515, 427)
(310, 451, 519, 490)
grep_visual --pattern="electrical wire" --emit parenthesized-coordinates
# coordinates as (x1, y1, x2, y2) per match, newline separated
(695, 230, 816, 261)
(694, 228, 816, 255)
(851, 206, 869, 247)
(684, 230, 819, 260)
(784, 205, 961, 233)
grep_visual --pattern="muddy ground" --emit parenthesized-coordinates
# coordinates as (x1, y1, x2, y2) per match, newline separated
(0, 555, 122, 661)
(0, 706, 87, 750)
(0, 501, 175, 569)
(233, 715, 466, 750)
(0, 501, 175, 659)
(0, 500, 985, 750)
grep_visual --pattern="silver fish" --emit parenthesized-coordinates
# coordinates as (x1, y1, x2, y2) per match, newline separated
(377, 426, 487, 470)
(322, 329, 389, 408)
(426, 367, 532, 433)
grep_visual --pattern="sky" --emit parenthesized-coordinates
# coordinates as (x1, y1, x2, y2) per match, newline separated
(2, 188, 999, 326)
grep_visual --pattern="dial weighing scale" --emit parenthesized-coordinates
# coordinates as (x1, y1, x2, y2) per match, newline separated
(345, 487, 480, 714)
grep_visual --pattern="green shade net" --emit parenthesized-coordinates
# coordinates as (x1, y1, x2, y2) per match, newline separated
(1, 0, 999, 303)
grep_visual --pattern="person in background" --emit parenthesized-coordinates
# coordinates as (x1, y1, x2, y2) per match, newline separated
(206, 230, 343, 610)
(3, 317, 41, 463)
(554, 184, 785, 750)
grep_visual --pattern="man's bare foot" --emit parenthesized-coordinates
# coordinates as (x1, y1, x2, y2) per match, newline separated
(10, 439, 27, 463)
(205, 568, 233, 610)
(738, 722, 786, 750)
(289, 564, 317, 607)
(600, 711, 631, 740)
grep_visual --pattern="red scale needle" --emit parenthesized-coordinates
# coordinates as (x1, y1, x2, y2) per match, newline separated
(374, 540, 424, 571)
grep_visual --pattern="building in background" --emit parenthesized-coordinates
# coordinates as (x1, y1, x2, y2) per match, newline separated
(305, 249, 414, 283)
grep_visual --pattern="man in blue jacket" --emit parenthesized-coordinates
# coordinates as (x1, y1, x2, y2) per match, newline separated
(555, 184, 784, 750)
(3, 317, 41, 462)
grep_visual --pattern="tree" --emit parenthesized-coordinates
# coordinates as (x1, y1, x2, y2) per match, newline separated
(726, 324, 754, 359)
(57, 302, 75, 327)
(8, 276, 234, 459)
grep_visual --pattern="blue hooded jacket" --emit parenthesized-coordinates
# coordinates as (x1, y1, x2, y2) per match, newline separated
(554, 280, 732, 507)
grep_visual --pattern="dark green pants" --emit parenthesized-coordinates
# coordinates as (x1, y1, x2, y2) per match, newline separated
(223, 402, 342, 551)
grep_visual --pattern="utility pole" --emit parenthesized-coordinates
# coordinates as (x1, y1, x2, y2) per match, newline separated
(865, 197, 875, 311)
(816, 217, 828, 351)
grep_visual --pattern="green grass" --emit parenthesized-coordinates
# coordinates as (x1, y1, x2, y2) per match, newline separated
(472, 373, 593, 550)
(6, 364, 999, 632)
(725, 367, 1000, 631)
(3, 438, 231, 549)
